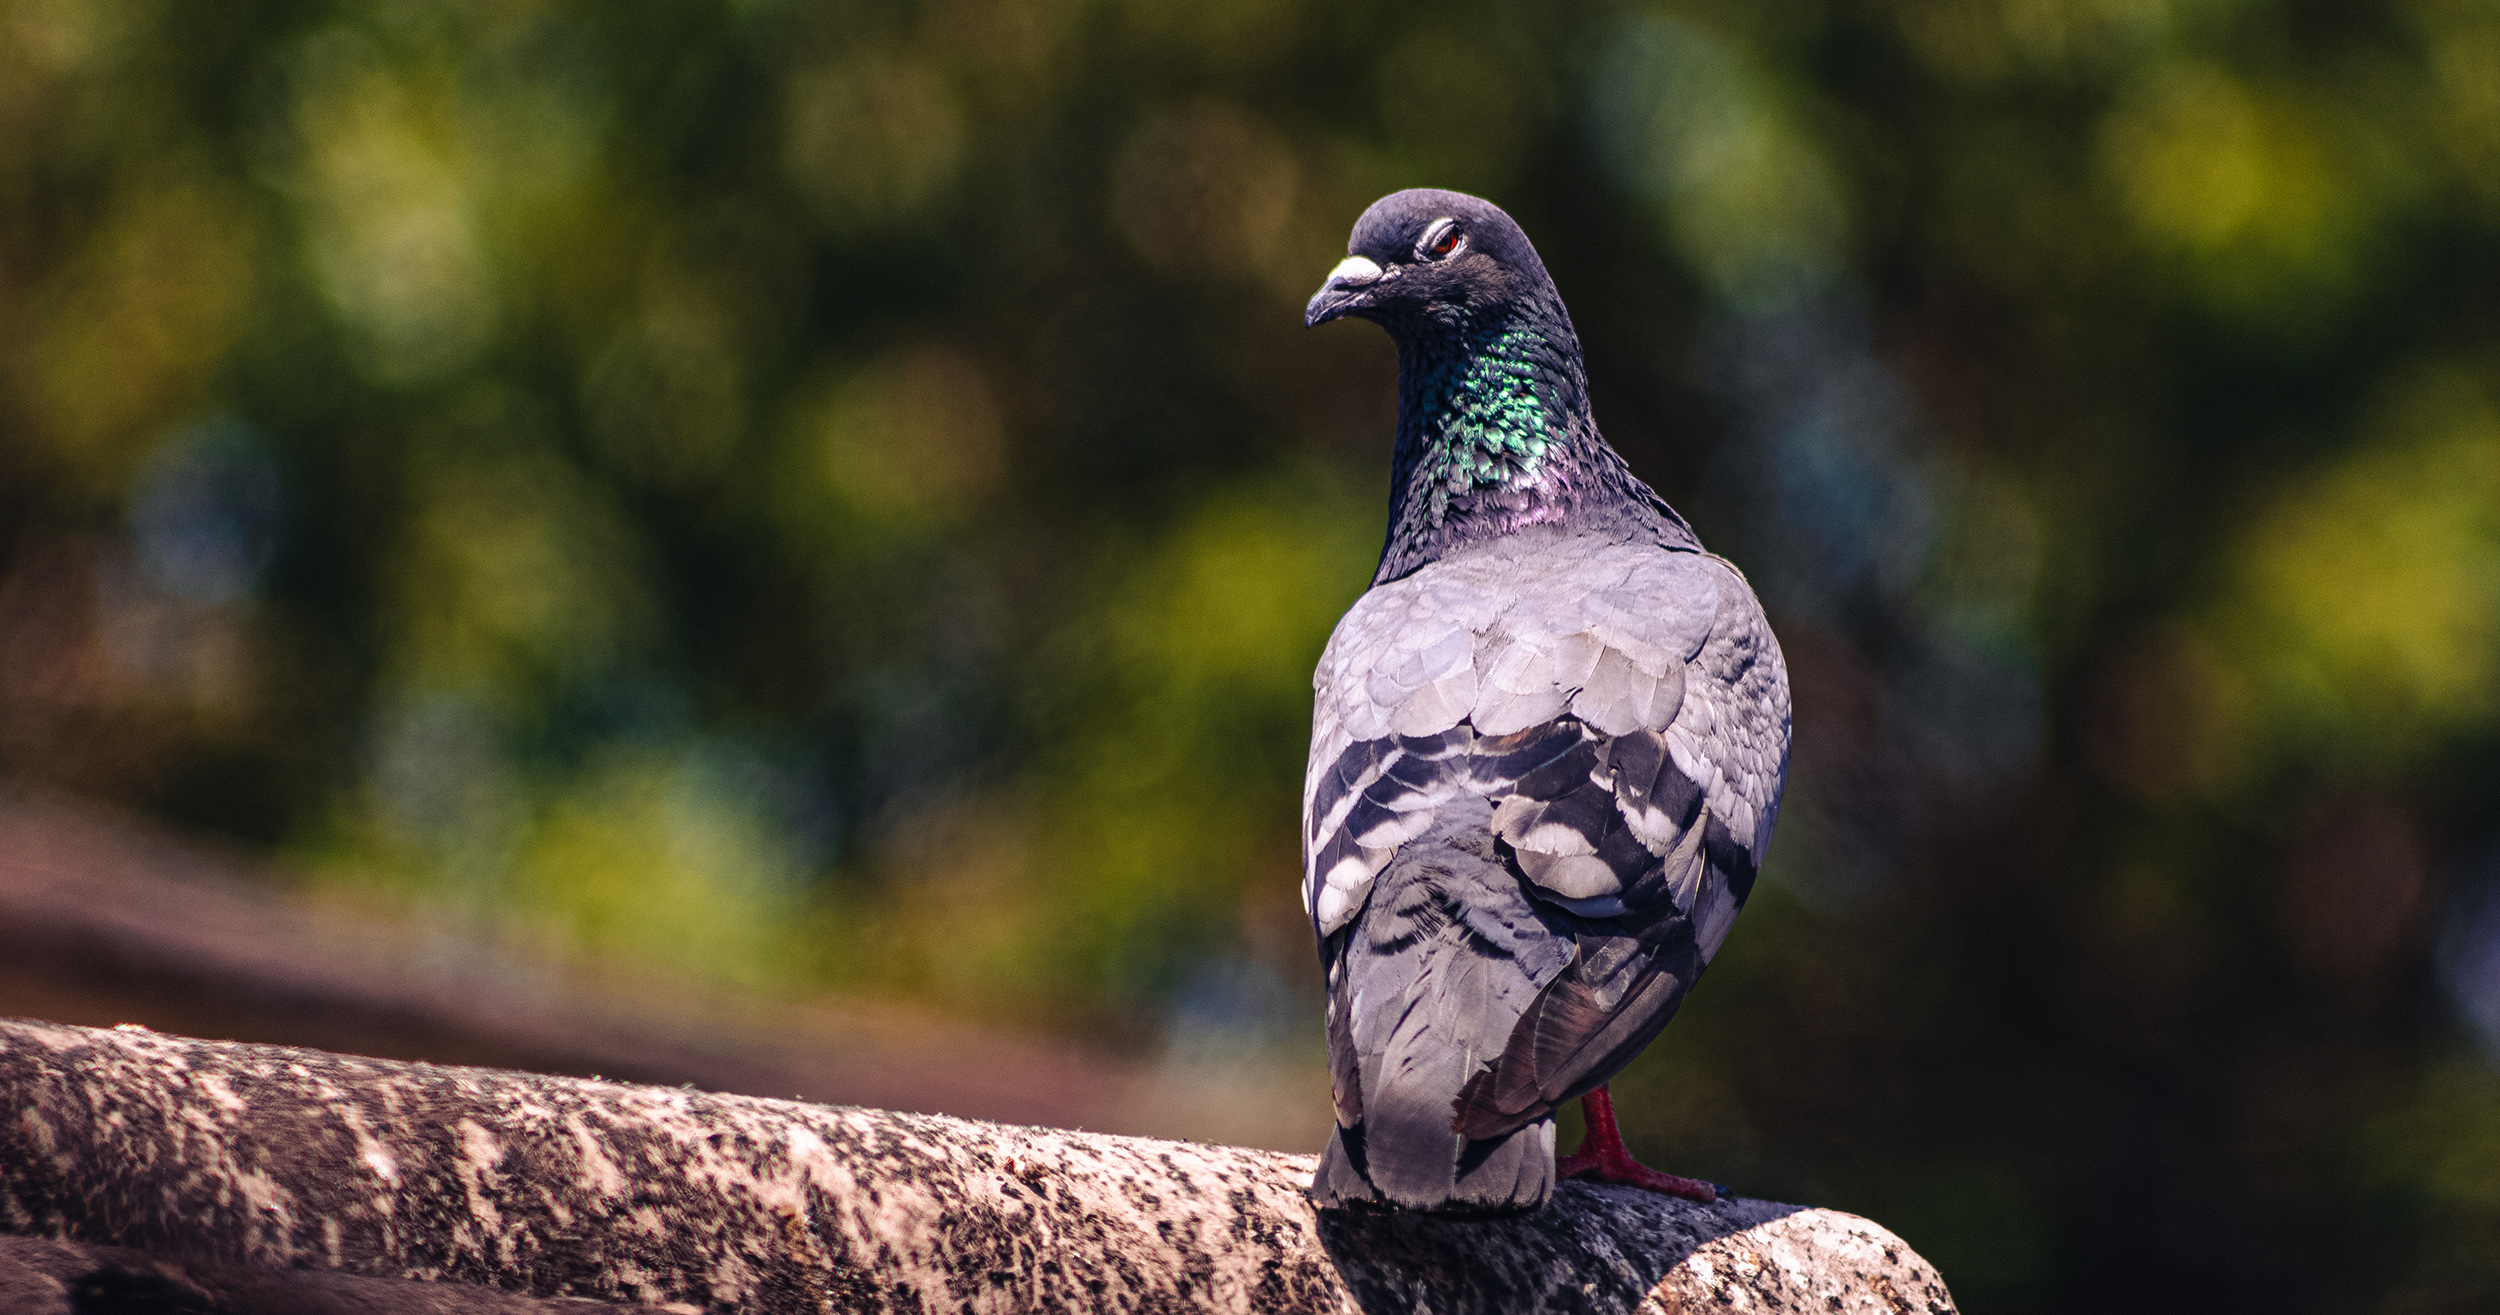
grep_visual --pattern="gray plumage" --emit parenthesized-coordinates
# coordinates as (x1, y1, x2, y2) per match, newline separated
(1301, 190, 1790, 1211)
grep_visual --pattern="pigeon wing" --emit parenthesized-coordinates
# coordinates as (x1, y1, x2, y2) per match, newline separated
(1302, 564, 1501, 934)
(1451, 571, 1790, 1138)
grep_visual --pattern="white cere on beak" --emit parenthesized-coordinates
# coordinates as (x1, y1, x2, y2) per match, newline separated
(1327, 255, 1383, 284)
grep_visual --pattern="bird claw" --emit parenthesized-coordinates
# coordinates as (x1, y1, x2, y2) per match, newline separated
(1559, 1086, 1720, 1203)
(1557, 1149, 1718, 1203)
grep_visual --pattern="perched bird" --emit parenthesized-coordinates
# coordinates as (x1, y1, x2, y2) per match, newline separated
(1300, 190, 1790, 1212)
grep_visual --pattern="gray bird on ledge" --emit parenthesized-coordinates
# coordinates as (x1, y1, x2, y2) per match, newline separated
(1300, 189, 1792, 1212)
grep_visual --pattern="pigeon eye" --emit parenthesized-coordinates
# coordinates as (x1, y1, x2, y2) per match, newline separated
(1417, 219, 1463, 261)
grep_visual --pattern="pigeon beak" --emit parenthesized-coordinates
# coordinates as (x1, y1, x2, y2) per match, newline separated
(1305, 255, 1385, 327)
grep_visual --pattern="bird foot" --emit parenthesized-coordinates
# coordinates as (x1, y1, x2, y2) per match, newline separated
(1556, 1147, 1718, 1203)
(1559, 1085, 1718, 1203)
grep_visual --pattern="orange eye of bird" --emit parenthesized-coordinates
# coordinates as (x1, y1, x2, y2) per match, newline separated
(1417, 219, 1462, 261)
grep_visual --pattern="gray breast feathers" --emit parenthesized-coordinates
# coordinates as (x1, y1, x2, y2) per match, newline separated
(1302, 538, 1789, 948)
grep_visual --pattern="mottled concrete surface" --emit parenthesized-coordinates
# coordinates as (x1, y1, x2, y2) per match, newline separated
(0, 1019, 1955, 1313)
(0, 1234, 674, 1313)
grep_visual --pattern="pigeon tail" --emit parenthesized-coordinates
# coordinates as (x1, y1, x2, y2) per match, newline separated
(1311, 1124, 1377, 1207)
(1311, 801, 1576, 1211)
(1311, 1110, 1555, 1211)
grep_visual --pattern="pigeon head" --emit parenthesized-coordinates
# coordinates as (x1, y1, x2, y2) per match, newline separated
(1303, 189, 1556, 333)
(1305, 189, 1697, 581)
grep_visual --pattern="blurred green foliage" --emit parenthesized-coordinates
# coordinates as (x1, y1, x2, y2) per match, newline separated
(4, 0, 2500, 1309)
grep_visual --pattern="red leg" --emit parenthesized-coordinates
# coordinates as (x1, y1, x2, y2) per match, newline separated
(1555, 1085, 1718, 1203)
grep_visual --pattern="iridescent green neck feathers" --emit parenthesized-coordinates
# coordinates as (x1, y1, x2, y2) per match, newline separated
(1392, 301, 1588, 524)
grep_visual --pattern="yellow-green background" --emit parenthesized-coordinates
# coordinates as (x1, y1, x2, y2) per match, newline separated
(5, 1, 2499, 1308)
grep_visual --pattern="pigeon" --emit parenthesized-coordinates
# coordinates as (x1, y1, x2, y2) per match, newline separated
(1299, 189, 1791, 1212)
